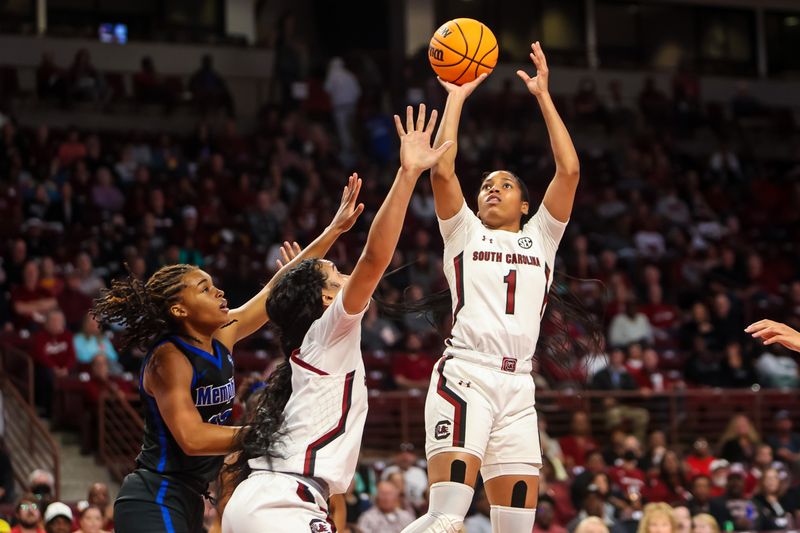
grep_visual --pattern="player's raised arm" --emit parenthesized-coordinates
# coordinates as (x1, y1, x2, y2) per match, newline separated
(430, 73, 488, 220)
(343, 104, 453, 314)
(517, 41, 580, 223)
(217, 175, 364, 345)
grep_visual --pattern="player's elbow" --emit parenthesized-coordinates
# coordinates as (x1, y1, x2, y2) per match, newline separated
(175, 428, 208, 456)
(558, 164, 580, 181)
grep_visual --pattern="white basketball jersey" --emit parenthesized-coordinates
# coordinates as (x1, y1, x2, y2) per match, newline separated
(249, 292, 368, 495)
(440, 200, 567, 366)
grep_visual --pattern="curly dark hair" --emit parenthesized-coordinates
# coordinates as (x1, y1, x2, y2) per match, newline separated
(91, 263, 198, 352)
(222, 259, 328, 489)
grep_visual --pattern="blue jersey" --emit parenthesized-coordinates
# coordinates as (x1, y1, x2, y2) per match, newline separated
(137, 336, 235, 486)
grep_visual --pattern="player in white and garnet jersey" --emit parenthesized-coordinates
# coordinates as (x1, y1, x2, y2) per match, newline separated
(220, 104, 455, 533)
(404, 43, 581, 533)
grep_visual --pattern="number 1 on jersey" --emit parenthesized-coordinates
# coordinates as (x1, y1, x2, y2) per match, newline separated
(503, 270, 517, 315)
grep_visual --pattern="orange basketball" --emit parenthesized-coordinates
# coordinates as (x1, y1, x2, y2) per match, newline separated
(429, 18, 498, 85)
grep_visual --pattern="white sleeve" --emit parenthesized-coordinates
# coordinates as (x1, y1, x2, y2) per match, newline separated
(299, 291, 367, 373)
(523, 203, 568, 263)
(437, 200, 478, 243)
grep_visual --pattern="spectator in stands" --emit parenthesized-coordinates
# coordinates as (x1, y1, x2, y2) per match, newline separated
(4, 239, 28, 287)
(719, 342, 756, 389)
(91, 167, 124, 214)
(688, 475, 715, 516)
(717, 414, 760, 464)
(10, 494, 44, 533)
(246, 190, 281, 251)
(66, 49, 104, 104)
(685, 336, 723, 387)
(356, 481, 414, 533)
(86, 484, 113, 531)
(324, 57, 361, 162)
(26, 471, 54, 512)
(646, 450, 689, 503)
(673, 506, 691, 533)
(30, 309, 76, 416)
(380, 443, 427, 514)
(574, 516, 610, 533)
(640, 285, 680, 349)
(709, 464, 754, 531)
(767, 410, 800, 468)
(0, 439, 12, 504)
(391, 333, 434, 390)
(755, 346, 800, 388)
(42, 502, 72, 533)
(638, 503, 676, 533)
(189, 54, 234, 117)
(73, 313, 120, 371)
(752, 467, 794, 530)
(73, 253, 104, 298)
(567, 484, 624, 533)
(686, 438, 715, 478)
(560, 411, 600, 470)
(534, 495, 568, 533)
(132, 56, 173, 111)
(56, 270, 92, 331)
(73, 505, 109, 533)
(609, 300, 654, 348)
(591, 349, 650, 442)
(691, 514, 719, 533)
(361, 305, 401, 350)
(463, 485, 491, 533)
(11, 260, 58, 330)
(681, 303, 717, 351)
(35, 53, 65, 103)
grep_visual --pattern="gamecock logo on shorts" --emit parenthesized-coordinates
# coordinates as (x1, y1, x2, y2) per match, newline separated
(435, 420, 452, 440)
(502, 357, 517, 372)
(309, 518, 333, 532)
(518, 237, 533, 249)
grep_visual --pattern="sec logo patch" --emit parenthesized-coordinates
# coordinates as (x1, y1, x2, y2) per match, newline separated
(518, 237, 533, 249)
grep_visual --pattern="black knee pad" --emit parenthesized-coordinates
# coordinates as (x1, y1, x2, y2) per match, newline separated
(511, 481, 527, 508)
(450, 460, 466, 484)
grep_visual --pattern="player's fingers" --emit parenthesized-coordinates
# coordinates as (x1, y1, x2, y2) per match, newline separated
(352, 203, 365, 218)
(435, 140, 455, 156)
(416, 103, 426, 131)
(406, 105, 414, 133)
(350, 177, 362, 203)
(279, 247, 291, 265)
(276, 259, 284, 269)
(393, 114, 405, 137)
(437, 77, 454, 92)
(516, 70, 531, 83)
(745, 319, 772, 332)
(425, 109, 439, 134)
(763, 335, 788, 346)
(292, 242, 301, 254)
(536, 41, 548, 68)
(752, 326, 778, 339)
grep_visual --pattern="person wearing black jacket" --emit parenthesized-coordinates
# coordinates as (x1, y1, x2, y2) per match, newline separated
(591, 349, 650, 441)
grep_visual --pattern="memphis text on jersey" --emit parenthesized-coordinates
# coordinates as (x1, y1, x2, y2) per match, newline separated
(195, 377, 235, 407)
(472, 250, 542, 267)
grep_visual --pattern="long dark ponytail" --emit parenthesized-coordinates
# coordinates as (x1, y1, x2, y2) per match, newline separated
(223, 259, 328, 489)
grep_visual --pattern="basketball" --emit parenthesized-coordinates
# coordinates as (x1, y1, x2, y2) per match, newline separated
(428, 18, 498, 85)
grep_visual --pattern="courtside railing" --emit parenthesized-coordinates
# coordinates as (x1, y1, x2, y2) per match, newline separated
(97, 392, 144, 482)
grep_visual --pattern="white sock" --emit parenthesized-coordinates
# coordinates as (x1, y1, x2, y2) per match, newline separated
(490, 505, 536, 533)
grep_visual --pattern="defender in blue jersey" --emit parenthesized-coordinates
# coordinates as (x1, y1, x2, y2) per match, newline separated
(92, 175, 364, 533)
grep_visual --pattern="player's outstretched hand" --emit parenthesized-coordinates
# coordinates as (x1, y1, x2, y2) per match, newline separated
(437, 72, 488, 100)
(275, 241, 301, 269)
(745, 319, 800, 353)
(394, 104, 454, 173)
(329, 172, 365, 235)
(516, 41, 549, 97)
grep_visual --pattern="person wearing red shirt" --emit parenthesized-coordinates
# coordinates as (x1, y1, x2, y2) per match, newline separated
(391, 333, 434, 390)
(645, 450, 689, 503)
(640, 284, 680, 348)
(560, 411, 600, 470)
(56, 128, 87, 167)
(10, 260, 58, 330)
(609, 451, 646, 498)
(685, 438, 716, 478)
(30, 309, 75, 417)
(10, 494, 46, 533)
(57, 270, 93, 331)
